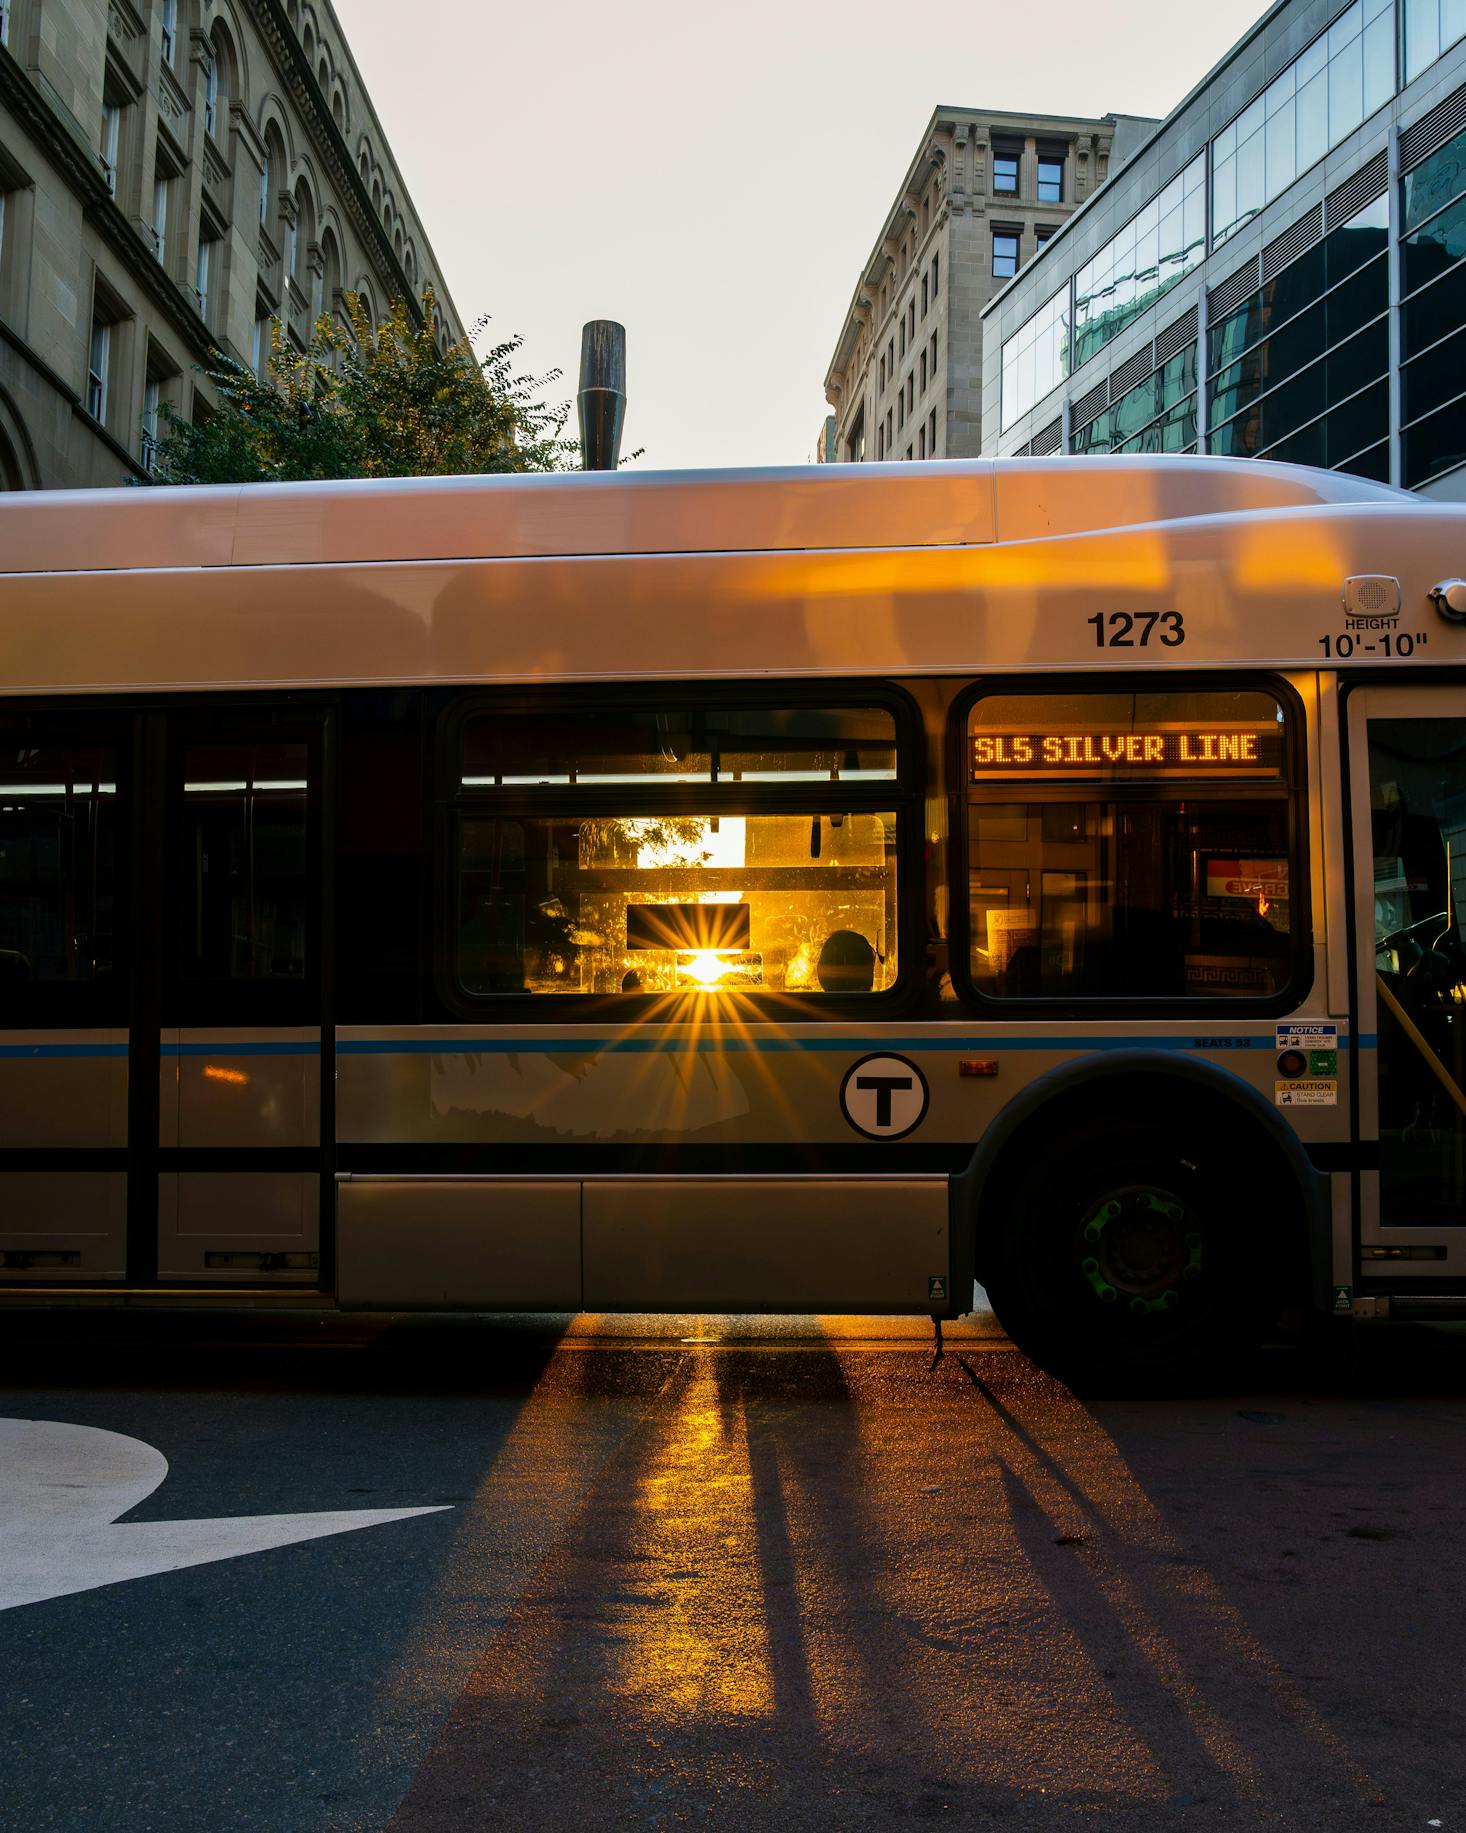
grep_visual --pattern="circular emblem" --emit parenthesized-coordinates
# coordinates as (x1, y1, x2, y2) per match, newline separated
(839, 1052, 929, 1141)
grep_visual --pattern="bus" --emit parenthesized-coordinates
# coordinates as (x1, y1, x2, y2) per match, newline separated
(1, 454, 1463, 1387)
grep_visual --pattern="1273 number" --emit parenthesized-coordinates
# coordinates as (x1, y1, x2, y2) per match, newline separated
(1086, 611, 1186, 648)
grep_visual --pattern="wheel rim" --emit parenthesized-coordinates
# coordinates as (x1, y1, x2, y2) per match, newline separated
(1076, 1182, 1204, 1317)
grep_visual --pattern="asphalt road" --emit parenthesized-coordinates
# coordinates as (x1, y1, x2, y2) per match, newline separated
(1, 1306, 1464, 1832)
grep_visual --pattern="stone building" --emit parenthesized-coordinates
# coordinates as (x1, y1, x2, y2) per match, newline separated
(822, 106, 1156, 464)
(0, 0, 463, 489)
(982, 0, 1466, 500)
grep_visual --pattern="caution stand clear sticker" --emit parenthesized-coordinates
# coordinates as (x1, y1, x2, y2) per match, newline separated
(1276, 1079, 1337, 1106)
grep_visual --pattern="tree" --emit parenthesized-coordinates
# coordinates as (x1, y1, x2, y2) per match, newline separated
(146, 290, 578, 484)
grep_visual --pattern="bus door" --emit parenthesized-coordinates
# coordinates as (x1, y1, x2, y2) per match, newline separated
(149, 708, 330, 1288)
(1347, 687, 1466, 1272)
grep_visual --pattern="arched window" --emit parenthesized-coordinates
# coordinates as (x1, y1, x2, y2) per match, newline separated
(292, 180, 314, 282)
(372, 178, 381, 212)
(260, 121, 287, 238)
(403, 245, 415, 285)
(302, 21, 314, 59)
(320, 227, 341, 322)
(205, 24, 237, 139)
(332, 90, 344, 132)
(317, 56, 328, 89)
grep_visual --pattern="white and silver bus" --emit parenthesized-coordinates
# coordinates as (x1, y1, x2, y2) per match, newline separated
(1, 455, 1464, 1385)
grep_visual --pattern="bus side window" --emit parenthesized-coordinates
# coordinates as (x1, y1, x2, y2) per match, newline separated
(0, 733, 118, 990)
(448, 698, 910, 1002)
(965, 687, 1298, 1003)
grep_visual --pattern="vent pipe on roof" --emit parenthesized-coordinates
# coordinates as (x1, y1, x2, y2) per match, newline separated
(578, 320, 626, 472)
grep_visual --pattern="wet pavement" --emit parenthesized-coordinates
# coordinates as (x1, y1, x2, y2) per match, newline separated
(1, 1306, 1464, 1831)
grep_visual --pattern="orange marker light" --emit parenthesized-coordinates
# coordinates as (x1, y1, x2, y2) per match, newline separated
(203, 1065, 248, 1086)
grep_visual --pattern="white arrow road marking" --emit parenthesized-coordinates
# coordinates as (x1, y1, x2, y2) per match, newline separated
(0, 1417, 451, 1613)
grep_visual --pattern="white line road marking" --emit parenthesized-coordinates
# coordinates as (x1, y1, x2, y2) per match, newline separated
(0, 1417, 450, 1614)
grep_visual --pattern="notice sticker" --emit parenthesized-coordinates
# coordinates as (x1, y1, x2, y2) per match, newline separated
(1276, 1021, 1338, 1051)
(1276, 1079, 1337, 1106)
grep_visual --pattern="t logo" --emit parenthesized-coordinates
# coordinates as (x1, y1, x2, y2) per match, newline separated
(854, 1072, 913, 1129)
(840, 1053, 929, 1140)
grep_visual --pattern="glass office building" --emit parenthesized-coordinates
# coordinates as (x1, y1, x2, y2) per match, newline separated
(982, 0, 1466, 497)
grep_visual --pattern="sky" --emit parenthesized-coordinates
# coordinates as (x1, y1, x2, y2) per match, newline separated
(333, 0, 1273, 471)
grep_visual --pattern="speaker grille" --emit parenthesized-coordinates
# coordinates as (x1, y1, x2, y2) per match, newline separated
(1342, 575, 1402, 616)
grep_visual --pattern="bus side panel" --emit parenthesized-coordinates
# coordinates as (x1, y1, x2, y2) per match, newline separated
(582, 1176, 948, 1313)
(0, 1033, 127, 1280)
(336, 1176, 581, 1310)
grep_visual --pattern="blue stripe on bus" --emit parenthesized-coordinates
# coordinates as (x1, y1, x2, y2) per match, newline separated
(162, 1041, 321, 1057)
(0, 1042, 129, 1059)
(335, 1033, 1339, 1057)
(0, 1033, 1376, 1059)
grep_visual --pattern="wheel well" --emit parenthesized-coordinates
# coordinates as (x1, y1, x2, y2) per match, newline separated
(971, 1071, 1313, 1308)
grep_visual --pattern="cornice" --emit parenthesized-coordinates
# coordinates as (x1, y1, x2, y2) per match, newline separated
(245, 0, 424, 326)
(0, 44, 215, 364)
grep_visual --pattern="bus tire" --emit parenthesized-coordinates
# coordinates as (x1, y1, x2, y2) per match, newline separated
(980, 1109, 1274, 1395)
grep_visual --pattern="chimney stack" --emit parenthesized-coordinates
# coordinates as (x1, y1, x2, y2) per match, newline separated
(577, 320, 626, 472)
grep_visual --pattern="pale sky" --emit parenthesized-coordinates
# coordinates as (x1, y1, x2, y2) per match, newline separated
(334, 0, 1273, 470)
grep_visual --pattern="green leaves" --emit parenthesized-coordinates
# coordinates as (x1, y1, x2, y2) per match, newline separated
(147, 290, 577, 485)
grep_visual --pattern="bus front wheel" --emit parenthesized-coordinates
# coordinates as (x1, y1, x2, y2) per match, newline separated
(980, 1112, 1273, 1394)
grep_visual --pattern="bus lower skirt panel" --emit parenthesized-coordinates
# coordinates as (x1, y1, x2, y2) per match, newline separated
(335, 1173, 950, 1315)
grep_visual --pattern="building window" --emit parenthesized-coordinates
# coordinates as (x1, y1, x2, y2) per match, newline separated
(141, 376, 161, 469)
(907, 373, 914, 412)
(1036, 225, 1056, 251)
(993, 148, 1020, 195)
(878, 423, 885, 459)
(151, 170, 169, 263)
(919, 425, 926, 459)
(928, 407, 937, 453)
(1000, 284, 1070, 432)
(898, 390, 904, 430)
(1212, 0, 1396, 248)
(1073, 342, 1200, 457)
(879, 354, 886, 391)
(1073, 152, 1207, 372)
(259, 151, 271, 227)
(160, 0, 177, 66)
(1406, 0, 1466, 79)
(100, 101, 121, 196)
(920, 350, 927, 392)
(907, 299, 916, 339)
(87, 318, 111, 424)
(204, 59, 219, 138)
(1400, 128, 1466, 485)
(899, 315, 906, 357)
(252, 310, 270, 377)
(194, 232, 211, 322)
(1037, 156, 1064, 204)
(885, 407, 893, 447)
(906, 444, 913, 460)
(922, 275, 929, 317)
(1206, 195, 1388, 479)
(887, 336, 894, 373)
(932, 251, 939, 296)
(930, 329, 938, 371)
(847, 406, 865, 462)
(993, 231, 1019, 279)
(0, 3, 9, 45)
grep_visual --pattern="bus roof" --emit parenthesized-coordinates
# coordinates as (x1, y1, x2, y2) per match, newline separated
(0, 456, 1411, 575)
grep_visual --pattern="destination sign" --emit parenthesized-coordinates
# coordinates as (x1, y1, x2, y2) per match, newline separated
(970, 728, 1283, 778)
